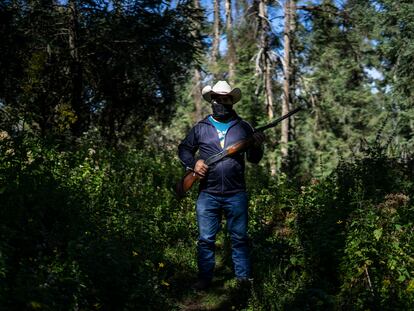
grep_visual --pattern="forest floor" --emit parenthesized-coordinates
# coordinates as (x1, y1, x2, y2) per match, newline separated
(171, 242, 252, 311)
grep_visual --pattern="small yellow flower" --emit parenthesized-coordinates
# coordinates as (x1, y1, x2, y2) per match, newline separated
(29, 301, 42, 309)
(132, 251, 138, 257)
(93, 302, 102, 309)
(161, 280, 170, 286)
(383, 279, 391, 287)
(158, 262, 165, 268)
(337, 220, 343, 224)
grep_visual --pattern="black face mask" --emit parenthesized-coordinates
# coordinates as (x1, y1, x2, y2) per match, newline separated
(211, 100, 234, 121)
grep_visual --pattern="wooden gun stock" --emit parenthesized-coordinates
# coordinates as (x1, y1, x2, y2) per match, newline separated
(175, 169, 203, 198)
(225, 137, 254, 157)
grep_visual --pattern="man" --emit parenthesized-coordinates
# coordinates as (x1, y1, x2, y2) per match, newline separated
(178, 80, 265, 290)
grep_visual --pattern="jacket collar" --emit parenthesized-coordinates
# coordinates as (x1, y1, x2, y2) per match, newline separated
(199, 113, 241, 126)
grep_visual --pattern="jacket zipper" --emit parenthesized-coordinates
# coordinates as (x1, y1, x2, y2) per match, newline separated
(201, 116, 241, 194)
(220, 121, 239, 194)
(219, 160, 222, 194)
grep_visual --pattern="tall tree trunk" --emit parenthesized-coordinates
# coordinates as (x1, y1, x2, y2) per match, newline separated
(265, 50, 277, 175)
(238, 0, 249, 24)
(211, 0, 221, 63)
(193, 68, 203, 121)
(68, 0, 85, 137)
(113, 0, 122, 16)
(211, 0, 221, 78)
(192, 0, 203, 121)
(264, 64, 274, 119)
(258, 0, 274, 120)
(234, 0, 240, 24)
(281, 0, 296, 171)
(225, 0, 236, 84)
(257, 0, 277, 174)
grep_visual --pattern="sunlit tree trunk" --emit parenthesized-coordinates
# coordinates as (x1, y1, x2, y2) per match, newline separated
(259, 0, 274, 120)
(237, 0, 249, 24)
(211, 0, 221, 70)
(256, 0, 277, 174)
(234, 0, 240, 24)
(281, 0, 296, 170)
(193, 68, 203, 121)
(225, 0, 236, 85)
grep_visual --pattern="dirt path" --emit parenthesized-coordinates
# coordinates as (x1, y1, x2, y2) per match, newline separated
(165, 230, 253, 310)
(172, 260, 252, 311)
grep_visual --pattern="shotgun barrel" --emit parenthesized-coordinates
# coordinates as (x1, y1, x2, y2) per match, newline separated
(175, 107, 301, 198)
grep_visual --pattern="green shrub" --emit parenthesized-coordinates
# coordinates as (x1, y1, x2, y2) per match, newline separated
(0, 136, 185, 310)
(339, 193, 414, 310)
(1, 135, 413, 310)
(247, 151, 414, 310)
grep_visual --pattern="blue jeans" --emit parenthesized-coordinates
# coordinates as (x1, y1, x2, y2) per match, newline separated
(196, 191, 250, 280)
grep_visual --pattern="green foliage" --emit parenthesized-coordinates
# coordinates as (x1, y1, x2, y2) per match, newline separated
(245, 146, 414, 310)
(0, 134, 190, 309)
(1, 131, 414, 310)
(366, 0, 414, 154)
(371, 0, 414, 107)
(339, 194, 414, 310)
(295, 0, 382, 179)
(2, 1, 414, 310)
(0, 0, 202, 143)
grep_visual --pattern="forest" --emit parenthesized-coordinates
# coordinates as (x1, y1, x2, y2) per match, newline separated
(0, 0, 413, 310)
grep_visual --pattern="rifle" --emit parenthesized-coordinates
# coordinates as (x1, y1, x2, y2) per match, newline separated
(175, 107, 301, 198)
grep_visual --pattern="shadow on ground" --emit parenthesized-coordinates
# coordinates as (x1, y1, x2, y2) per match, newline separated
(169, 240, 252, 311)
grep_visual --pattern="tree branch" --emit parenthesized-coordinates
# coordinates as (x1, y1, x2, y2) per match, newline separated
(296, 5, 348, 18)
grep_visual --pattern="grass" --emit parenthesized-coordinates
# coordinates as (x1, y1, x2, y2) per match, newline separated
(165, 230, 253, 310)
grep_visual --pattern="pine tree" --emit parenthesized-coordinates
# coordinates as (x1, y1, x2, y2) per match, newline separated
(369, 0, 414, 154)
(294, 0, 379, 177)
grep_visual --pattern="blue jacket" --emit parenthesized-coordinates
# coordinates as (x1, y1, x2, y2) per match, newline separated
(178, 114, 264, 194)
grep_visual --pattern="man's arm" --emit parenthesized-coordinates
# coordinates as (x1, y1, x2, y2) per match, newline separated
(246, 133, 264, 164)
(178, 125, 199, 170)
(242, 121, 264, 164)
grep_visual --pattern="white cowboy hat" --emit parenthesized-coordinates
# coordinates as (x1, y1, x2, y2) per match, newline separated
(201, 80, 242, 104)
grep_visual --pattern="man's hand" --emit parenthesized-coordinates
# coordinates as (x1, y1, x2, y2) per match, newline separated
(252, 132, 266, 147)
(194, 159, 208, 178)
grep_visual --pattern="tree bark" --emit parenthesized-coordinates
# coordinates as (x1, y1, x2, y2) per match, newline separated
(254, 0, 277, 174)
(258, 0, 274, 120)
(193, 68, 203, 121)
(281, 0, 296, 170)
(68, 0, 85, 137)
(192, 0, 203, 121)
(225, 0, 236, 85)
(211, 0, 221, 68)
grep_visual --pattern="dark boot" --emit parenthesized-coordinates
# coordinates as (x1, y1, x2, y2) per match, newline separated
(236, 277, 252, 293)
(191, 278, 211, 291)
